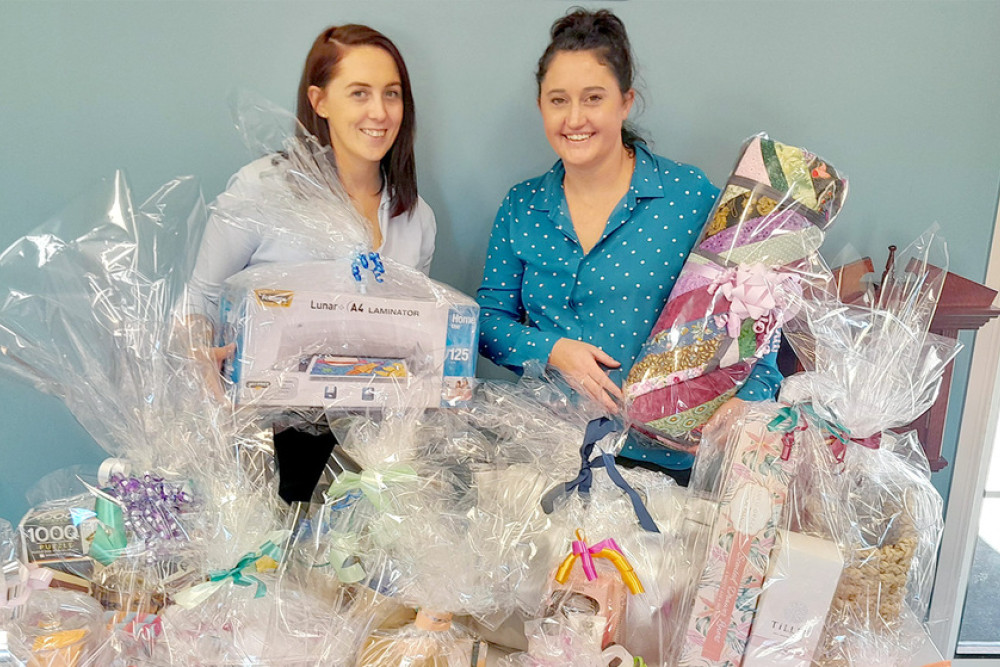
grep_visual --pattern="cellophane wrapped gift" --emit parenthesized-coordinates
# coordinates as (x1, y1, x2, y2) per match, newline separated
(771, 230, 960, 667)
(678, 231, 961, 667)
(191, 94, 478, 416)
(508, 416, 703, 667)
(0, 91, 491, 665)
(0, 106, 319, 662)
(317, 405, 548, 663)
(0, 163, 284, 545)
(625, 134, 846, 453)
(11, 589, 108, 666)
(677, 402, 821, 667)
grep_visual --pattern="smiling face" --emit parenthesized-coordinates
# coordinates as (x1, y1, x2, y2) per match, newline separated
(538, 49, 634, 172)
(308, 45, 404, 173)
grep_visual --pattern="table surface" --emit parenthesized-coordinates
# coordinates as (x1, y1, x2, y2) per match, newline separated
(481, 630, 946, 666)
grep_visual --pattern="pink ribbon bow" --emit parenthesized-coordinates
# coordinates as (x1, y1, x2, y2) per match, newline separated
(707, 264, 798, 339)
(572, 537, 624, 581)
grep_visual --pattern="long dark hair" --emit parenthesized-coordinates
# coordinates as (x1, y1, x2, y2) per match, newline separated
(296, 24, 417, 217)
(536, 9, 646, 152)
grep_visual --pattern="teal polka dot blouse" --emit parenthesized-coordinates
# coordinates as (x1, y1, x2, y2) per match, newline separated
(476, 143, 781, 469)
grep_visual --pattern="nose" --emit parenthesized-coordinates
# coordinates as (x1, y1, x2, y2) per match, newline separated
(567, 101, 585, 128)
(368, 95, 388, 121)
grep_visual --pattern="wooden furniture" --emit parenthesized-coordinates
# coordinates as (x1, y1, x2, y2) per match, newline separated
(832, 256, 1000, 471)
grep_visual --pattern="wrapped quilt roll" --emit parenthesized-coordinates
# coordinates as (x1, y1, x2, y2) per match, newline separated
(625, 134, 848, 452)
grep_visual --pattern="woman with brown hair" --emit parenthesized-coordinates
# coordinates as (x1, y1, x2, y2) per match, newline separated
(476, 9, 781, 481)
(188, 24, 435, 502)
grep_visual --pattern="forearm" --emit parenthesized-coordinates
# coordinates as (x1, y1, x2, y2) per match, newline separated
(477, 308, 559, 373)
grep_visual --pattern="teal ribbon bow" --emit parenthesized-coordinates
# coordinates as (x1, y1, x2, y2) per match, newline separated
(767, 403, 875, 462)
(206, 541, 280, 599)
(172, 532, 288, 609)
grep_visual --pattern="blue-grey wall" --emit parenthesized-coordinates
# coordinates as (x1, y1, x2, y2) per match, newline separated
(2, 1, 999, 524)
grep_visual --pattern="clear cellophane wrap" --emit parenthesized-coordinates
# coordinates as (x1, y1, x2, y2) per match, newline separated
(486, 404, 711, 667)
(194, 93, 478, 418)
(303, 370, 598, 665)
(678, 230, 960, 667)
(624, 133, 846, 454)
(0, 95, 413, 664)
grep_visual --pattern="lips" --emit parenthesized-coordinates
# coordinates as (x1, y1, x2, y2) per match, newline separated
(565, 133, 594, 142)
(360, 128, 387, 138)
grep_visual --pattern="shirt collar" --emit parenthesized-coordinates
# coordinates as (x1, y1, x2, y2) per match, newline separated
(528, 142, 665, 214)
(528, 163, 564, 213)
(630, 143, 667, 200)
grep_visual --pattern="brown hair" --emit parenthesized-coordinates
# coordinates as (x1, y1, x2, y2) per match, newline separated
(296, 24, 417, 217)
(536, 9, 645, 151)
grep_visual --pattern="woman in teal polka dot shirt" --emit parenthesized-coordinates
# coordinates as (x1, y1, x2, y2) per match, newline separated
(476, 9, 780, 476)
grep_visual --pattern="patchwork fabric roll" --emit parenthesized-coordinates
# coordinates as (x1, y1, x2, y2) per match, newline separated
(624, 134, 848, 452)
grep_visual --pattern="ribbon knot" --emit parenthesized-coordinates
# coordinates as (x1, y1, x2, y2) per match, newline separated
(2, 562, 53, 608)
(767, 403, 881, 463)
(325, 531, 365, 584)
(352, 251, 385, 289)
(705, 264, 800, 339)
(172, 532, 288, 609)
(766, 405, 810, 461)
(324, 464, 419, 512)
(540, 418, 660, 534)
(555, 530, 644, 595)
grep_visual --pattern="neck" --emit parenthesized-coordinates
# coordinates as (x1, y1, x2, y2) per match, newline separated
(337, 153, 383, 200)
(563, 143, 633, 195)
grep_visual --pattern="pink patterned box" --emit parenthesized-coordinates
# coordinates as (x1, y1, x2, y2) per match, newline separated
(680, 417, 797, 667)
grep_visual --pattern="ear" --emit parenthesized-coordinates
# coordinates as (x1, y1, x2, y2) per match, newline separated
(622, 88, 636, 118)
(307, 85, 329, 119)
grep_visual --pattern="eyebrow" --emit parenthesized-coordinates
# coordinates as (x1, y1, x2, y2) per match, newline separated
(545, 86, 608, 95)
(345, 81, 403, 88)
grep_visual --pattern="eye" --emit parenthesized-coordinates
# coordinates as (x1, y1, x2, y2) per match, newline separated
(549, 97, 567, 106)
(585, 94, 603, 104)
(350, 89, 369, 99)
(385, 89, 401, 99)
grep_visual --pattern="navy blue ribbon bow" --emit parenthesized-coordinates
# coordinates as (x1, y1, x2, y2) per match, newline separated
(540, 417, 660, 533)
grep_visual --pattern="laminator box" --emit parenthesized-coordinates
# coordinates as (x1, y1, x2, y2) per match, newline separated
(219, 262, 478, 410)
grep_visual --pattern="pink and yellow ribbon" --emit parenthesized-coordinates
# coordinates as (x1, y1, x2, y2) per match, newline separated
(554, 530, 644, 595)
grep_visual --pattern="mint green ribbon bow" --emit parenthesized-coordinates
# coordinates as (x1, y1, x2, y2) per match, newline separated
(325, 530, 366, 584)
(324, 464, 419, 512)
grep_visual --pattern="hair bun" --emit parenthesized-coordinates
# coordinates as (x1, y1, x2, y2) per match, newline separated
(551, 8, 627, 41)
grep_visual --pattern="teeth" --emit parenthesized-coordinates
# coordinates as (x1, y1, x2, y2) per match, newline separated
(361, 129, 387, 137)
(566, 134, 592, 142)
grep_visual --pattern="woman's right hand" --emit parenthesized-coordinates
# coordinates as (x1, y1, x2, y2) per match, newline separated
(181, 315, 234, 402)
(548, 338, 623, 412)
(193, 343, 235, 402)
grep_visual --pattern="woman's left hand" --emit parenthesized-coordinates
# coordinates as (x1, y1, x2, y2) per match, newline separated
(548, 337, 623, 412)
